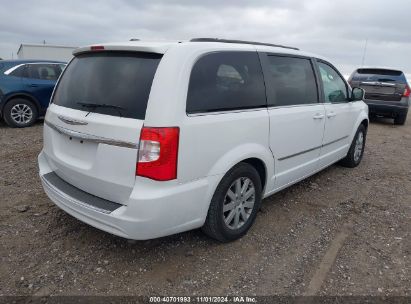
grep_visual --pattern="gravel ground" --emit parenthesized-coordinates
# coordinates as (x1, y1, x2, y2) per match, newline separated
(0, 116, 410, 297)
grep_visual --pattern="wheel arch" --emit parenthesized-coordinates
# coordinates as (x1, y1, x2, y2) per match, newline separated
(207, 143, 274, 196)
(1, 93, 41, 117)
(241, 157, 267, 191)
(349, 111, 369, 143)
(360, 118, 368, 131)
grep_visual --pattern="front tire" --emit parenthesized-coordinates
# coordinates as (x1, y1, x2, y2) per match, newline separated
(3, 98, 38, 128)
(202, 163, 262, 242)
(339, 124, 366, 168)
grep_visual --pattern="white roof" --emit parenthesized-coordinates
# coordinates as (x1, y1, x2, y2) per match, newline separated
(73, 39, 325, 60)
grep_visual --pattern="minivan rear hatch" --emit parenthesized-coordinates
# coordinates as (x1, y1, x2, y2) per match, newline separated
(43, 51, 162, 204)
(350, 68, 407, 101)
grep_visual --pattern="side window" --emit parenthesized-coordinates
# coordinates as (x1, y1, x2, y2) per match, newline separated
(54, 64, 64, 79)
(59, 64, 67, 75)
(186, 52, 266, 113)
(318, 62, 348, 103)
(265, 55, 318, 106)
(28, 64, 59, 81)
(9, 65, 28, 78)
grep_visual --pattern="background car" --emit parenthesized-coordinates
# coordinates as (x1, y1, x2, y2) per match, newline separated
(0, 60, 66, 127)
(348, 67, 410, 125)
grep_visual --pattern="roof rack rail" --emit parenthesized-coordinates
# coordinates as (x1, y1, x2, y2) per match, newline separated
(190, 38, 299, 51)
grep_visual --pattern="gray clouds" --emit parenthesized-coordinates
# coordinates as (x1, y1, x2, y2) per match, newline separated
(0, 0, 410, 79)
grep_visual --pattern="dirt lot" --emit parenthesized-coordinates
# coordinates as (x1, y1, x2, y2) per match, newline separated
(0, 116, 410, 297)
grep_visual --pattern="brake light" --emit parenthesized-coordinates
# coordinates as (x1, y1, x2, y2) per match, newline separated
(136, 127, 179, 181)
(403, 85, 411, 97)
(90, 45, 105, 51)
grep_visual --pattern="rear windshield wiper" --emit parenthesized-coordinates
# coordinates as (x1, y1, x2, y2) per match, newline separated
(377, 78, 396, 82)
(77, 102, 125, 117)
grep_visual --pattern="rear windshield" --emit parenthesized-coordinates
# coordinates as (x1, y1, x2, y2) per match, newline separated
(352, 68, 406, 83)
(52, 52, 162, 120)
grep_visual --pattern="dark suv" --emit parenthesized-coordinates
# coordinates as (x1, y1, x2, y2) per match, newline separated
(0, 60, 66, 127)
(348, 68, 410, 125)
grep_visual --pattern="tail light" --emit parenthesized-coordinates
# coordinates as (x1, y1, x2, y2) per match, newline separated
(136, 127, 179, 181)
(403, 85, 411, 97)
(90, 45, 105, 51)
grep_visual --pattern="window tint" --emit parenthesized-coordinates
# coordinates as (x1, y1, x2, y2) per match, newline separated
(9, 65, 28, 78)
(318, 62, 348, 103)
(28, 64, 62, 81)
(186, 52, 266, 113)
(53, 52, 162, 120)
(265, 56, 318, 106)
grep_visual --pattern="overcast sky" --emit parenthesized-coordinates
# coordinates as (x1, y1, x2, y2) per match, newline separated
(1, 0, 410, 80)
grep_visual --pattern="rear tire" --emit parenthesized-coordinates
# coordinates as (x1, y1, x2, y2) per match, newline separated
(339, 124, 366, 168)
(394, 113, 407, 125)
(3, 98, 38, 128)
(202, 163, 262, 242)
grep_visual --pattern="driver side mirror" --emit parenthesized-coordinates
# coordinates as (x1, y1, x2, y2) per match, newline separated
(351, 87, 365, 101)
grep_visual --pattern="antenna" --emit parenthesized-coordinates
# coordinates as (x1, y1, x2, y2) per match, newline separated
(361, 39, 368, 67)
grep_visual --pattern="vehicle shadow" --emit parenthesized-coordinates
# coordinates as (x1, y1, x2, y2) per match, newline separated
(369, 115, 394, 125)
(50, 162, 337, 252)
(0, 119, 44, 129)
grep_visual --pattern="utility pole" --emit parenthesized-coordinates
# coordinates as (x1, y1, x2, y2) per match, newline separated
(361, 39, 368, 67)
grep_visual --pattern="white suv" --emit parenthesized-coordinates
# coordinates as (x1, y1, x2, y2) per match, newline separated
(38, 38, 368, 242)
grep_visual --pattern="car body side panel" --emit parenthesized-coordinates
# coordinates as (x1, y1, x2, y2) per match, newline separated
(0, 60, 65, 117)
(36, 42, 369, 240)
(21, 77, 55, 110)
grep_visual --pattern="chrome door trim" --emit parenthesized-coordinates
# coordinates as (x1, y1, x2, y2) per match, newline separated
(277, 135, 349, 161)
(321, 135, 349, 147)
(360, 81, 396, 87)
(44, 120, 138, 149)
(277, 145, 321, 161)
(4, 64, 25, 75)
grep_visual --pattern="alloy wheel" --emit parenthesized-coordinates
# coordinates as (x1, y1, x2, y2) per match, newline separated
(354, 131, 364, 162)
(10, 104, 33, 124)
(223, 177, 255, 230)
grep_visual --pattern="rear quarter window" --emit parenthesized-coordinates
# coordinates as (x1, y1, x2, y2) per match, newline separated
(186, 51, 266, 113)
(52, 52, 162, 120)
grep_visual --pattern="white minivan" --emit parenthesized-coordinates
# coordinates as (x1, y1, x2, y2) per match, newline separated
(38, 38, 368, 242)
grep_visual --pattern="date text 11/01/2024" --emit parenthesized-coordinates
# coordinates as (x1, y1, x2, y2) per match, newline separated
(149, 296, 257, 303)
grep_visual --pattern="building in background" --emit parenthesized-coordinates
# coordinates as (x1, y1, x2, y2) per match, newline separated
(17, 44, 77, 62)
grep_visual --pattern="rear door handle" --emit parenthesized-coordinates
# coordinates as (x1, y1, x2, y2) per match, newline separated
(313, 113, 325, 119)
(29, 84, 38, 87)
(327, 112, 337, 118)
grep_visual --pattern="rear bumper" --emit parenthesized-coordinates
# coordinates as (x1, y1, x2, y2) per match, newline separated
(38, 151, 219, 240)
(364, 100, 409, 117)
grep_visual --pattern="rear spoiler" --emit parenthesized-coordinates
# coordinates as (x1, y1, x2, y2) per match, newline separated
(73, 44, 170, 56)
